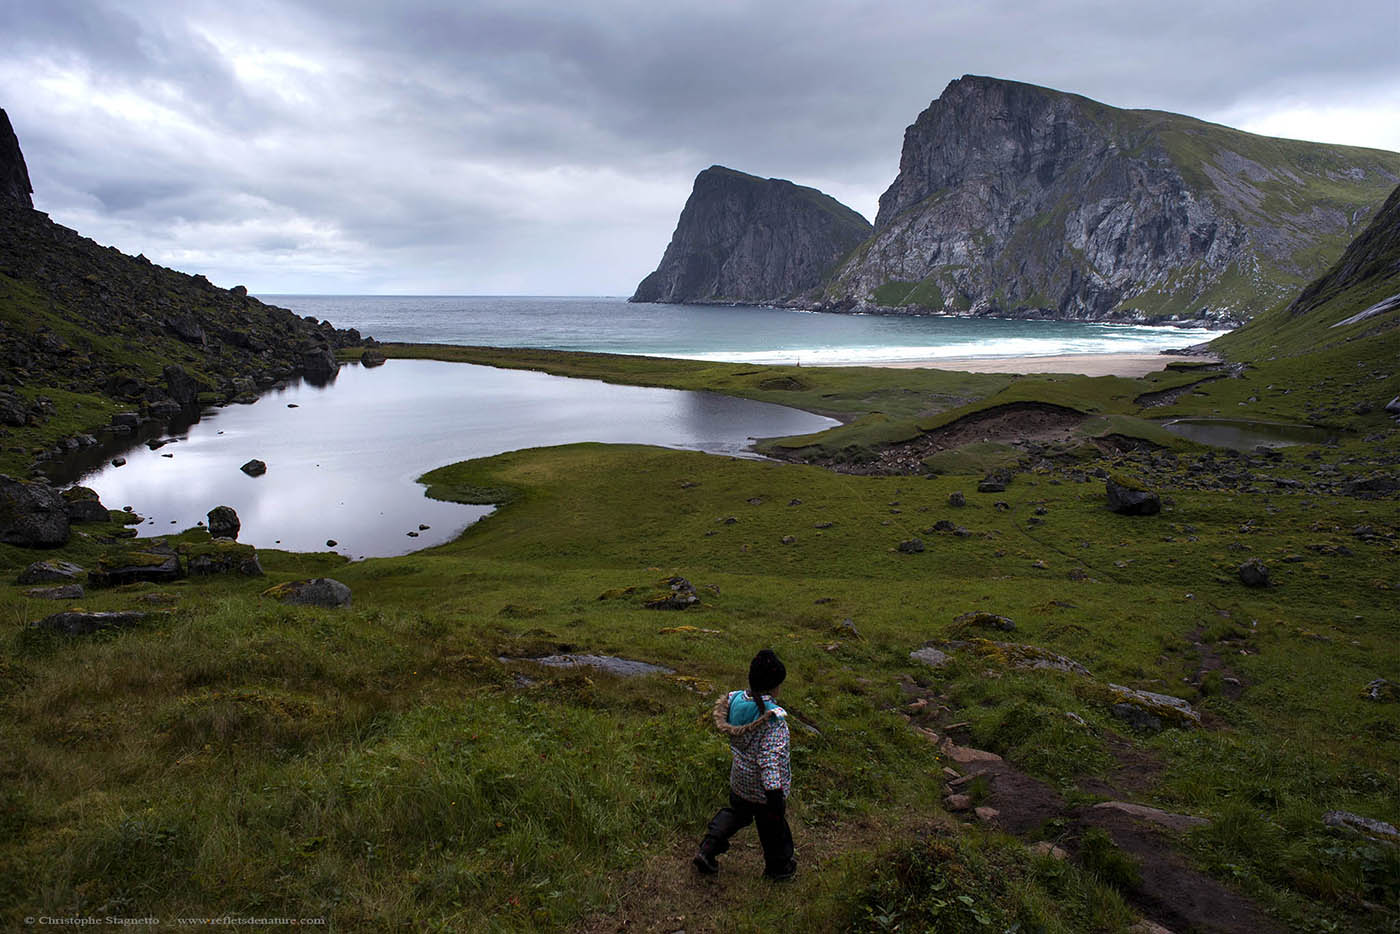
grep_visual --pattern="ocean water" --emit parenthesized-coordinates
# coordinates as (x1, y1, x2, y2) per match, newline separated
(265, 295, 1218, 365)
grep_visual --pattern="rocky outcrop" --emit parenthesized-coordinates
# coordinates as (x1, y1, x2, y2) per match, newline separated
(631, 166, 872, 304)
(0, 109, 32, 209)
(0, 475, 69, 546)
(0, 116, 367, 465)
(823, 76, 1400, 325)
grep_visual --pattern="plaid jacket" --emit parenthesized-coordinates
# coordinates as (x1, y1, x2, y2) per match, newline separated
(712, 690, 791, 803)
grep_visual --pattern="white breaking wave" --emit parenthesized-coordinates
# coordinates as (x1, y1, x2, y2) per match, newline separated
(668, 329, 1219, 366)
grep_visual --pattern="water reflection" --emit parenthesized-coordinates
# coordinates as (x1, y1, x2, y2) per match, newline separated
(53, 360, 837, 558)
(1161, 418, 1334, 450)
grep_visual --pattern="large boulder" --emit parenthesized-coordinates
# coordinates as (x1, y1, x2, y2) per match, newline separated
(1106, 475, 1161, 515)
(88, 546, 183, 588)
(62, 485, 111, 523)
(207, 505, 241, 539)
(240, 459, 267, 477)
(264, 577, 351, 608)
(1238, 558, 1270, 588)
(17, 559, 84, 584)
(0, 475, 70, 547)
(163, 364, 206, 406)
(183, 540, 263, 577)
(299, 344, 338, 382)
(361, 349, 387, 367)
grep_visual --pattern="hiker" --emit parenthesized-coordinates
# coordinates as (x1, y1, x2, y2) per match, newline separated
(693, 648, 797, 881)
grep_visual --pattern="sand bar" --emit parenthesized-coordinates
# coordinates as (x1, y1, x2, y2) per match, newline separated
(859, 352, 1216, 378)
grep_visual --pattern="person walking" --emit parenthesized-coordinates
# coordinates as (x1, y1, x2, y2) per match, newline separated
(693, 648, 796, 881)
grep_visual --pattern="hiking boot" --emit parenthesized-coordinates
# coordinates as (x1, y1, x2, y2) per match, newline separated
(692, 851, 719, 875)
(763, 859, 797, 882)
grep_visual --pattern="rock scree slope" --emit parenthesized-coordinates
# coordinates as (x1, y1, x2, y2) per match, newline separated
(0, 108, 368, 473)
(630, 165, 873, 304)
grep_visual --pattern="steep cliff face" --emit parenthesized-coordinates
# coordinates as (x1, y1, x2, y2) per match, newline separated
(825, 76, 1400, 326)
(631, 166, 872, 304)
(0, 109, 33, 209)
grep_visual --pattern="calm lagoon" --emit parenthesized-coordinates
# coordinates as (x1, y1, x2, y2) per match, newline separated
(60, 360, 837, 558)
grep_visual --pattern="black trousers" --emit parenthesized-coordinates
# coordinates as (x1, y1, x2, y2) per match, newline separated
(699, 791, 794, 872)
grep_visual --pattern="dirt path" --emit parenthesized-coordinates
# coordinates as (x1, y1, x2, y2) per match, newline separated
(573, 810, 944, 933)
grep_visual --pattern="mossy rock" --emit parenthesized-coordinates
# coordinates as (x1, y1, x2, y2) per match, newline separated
(179, 540, 263, 577)
(90, 547, 183, 588)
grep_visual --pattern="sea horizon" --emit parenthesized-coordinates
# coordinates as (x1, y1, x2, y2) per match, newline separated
(264, 294, 1219, 367)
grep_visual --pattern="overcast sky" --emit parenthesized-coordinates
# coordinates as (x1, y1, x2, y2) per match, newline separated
(3, 0, 1398, 295)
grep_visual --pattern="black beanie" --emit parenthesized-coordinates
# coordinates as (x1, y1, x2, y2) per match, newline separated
(748, 648, 786, 695)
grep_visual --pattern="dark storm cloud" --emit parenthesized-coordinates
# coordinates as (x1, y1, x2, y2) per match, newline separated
(2, 0, 1397, 293)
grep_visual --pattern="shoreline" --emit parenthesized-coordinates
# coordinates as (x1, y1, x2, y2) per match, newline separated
(843, 351, 1216, 377)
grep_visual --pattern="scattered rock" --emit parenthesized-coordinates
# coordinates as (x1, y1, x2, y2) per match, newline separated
(1106, 475, 1161, 515)
(948, 491, 966, 507)
(135, 592, 178, 605)
(325, 540, 338, 548)
(1363, 678, 1398, 702)
(910, 646, 952, 669)
(944, 793, 973, 811)
(940, 741, 1003, 764)
(519, 654, 674, 677)
(1030, 841, 1070, 861)
(1128, 921, 1177, 934)
(1092, 800, 1209, 832)
(1322, 810, 1399, 842)
(973, 806, 1000, 822)
(954, 611, 1015, 632)
(17, 559, 84, 584)
(361, 349, 387, 367)
(645, 576, 700, 610)
(977, 476, 1007, 494)
(897, 538, 924, 553)
(24, 584, 84, 599)
(1237, 558, 1270, 588)
(781, 534, 797, 545)
(30, 610, 152, 635)
(111, 457, 126, 467)
(1107, 684, 1201, 731)
(88, 546, 183, 588)
(0, 474, 70, 547)
(263, 577, 352, 608)
(240, 459, 267, 477)
(834, 618, 862, 640)
(207, 505, 241, 540)
(1385, 395, 1400, 416)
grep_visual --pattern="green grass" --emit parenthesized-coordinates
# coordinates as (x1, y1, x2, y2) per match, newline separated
(5, 253, 1399, 930)
(3, 430, 1395, 929)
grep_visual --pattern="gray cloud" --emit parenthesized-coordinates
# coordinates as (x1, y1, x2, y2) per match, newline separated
(2, 0, 1397, 293)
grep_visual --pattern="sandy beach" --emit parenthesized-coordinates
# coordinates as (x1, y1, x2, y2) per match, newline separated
(864, 352, 1214, 377)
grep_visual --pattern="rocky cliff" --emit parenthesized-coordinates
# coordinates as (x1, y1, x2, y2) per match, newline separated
(0, 109, 33, 209)
(1288, 183, 1400, 318)
(820, 76, 1400, 326)
(631, 166, 872, 304)
(0, 113, 368, 474)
